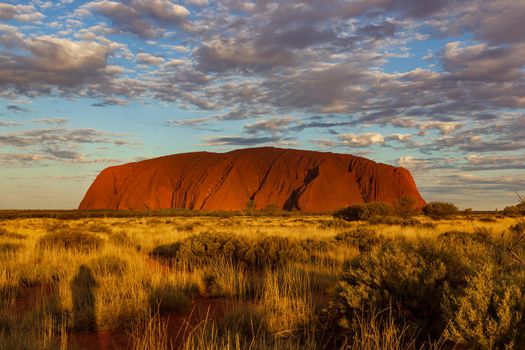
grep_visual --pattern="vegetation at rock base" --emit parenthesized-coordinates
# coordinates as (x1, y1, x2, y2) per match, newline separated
(1, 211, 524, 349)
(422, 202, 459, 219)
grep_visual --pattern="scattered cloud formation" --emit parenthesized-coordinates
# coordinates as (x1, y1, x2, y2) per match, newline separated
(0, 0, 524, 209)
(0, 3, 42, 22)
(83, 0, 190, 38)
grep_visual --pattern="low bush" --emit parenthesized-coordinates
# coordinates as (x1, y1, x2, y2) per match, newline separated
(109, 231, 134, 247)
(151, 232, 307, 270)
(503, 201, 525, 217)
(86, 223, 112, 234)
(248, 236, 306, 269)
(0, 228, 25, 240)
(333, 202, 393, 221)
(393, 196, 419, 219)
(510, 222, 525, 235)
(334, 228, 381, 252)
(39, 230, 103, 252)
(422, 202, 458, 220)
(332, 233, 525, 348)
(148, 284, 190, 314)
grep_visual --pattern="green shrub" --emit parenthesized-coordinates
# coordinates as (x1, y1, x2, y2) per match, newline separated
(503, 201, 525, 217)
(151, 232, 306, 269)
(148, 284, 190, 314)
(510, 222, 525, 235)
(334, 228, 381, 252)
(332, 236, 499, 344)
(248, 236, 306, 269)
(394, 196, 419, 219)
(39, 230, 103, 252)
(422, 202, 458, 219)
(334, 202, 393, 221)
(442, 266, 525, 349)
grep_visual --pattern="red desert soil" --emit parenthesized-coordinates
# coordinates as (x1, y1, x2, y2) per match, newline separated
(79, 147, 425, 212)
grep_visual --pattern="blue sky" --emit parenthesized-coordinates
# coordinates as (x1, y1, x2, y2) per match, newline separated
(0, 0, 524, 210)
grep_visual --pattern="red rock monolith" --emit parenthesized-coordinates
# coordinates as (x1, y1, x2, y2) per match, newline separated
(79, 147, 425, 212)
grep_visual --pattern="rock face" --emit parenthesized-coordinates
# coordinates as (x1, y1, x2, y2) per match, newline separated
(79, 147, 425, 212)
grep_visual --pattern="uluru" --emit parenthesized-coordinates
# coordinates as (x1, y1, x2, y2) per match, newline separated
(79, 147, 425, 212)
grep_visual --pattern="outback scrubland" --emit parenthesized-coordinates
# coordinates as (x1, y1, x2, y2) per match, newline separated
(1, 206, 524, 349)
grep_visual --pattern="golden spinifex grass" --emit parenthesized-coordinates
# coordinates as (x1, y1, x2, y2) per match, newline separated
(0, 214, 524, 349)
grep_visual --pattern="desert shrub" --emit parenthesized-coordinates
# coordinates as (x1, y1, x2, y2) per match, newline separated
(151, 232, 251, 267)
(422, 202, 458, 220)
(332, 236, 497, 344)
(298, 238, 334, 253)
(86, 223, 112, 234)
(45, 222, 71, 232)
(317, 218, 353, 229)
(91, 255, 128, 276)
(178, 223, 195, 232)
(109, 230, 134, 247)
(510, 222, 525, 235)
(334, 227, 381, 252)
(148, 284, 190, 314)
(151, 242, 182, 260)
(248, 236, 306, 269)
(0, 227, 25, 239)
(442, 266, 525, 349)
(503, 201, 525, 217)
(334, 202, 393, 221)
(479, 216, 497, 223)
(174, 232, 251, 266)
(151, 232, 306, 270)
(38, 230, 103, 252)
(394, 196, 419, 219)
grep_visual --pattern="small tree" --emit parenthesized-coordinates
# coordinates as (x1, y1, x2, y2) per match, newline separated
(334, 202, 393, 221)
(503, 201, 525, 217)
(423, 202, 458, 220)
(394, 195, 418, 219)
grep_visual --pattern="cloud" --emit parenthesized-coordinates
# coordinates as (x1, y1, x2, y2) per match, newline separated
(0, 26, 128, 97)
(338, 133, 385, 147)
(0, 152, 48, 166)
(0, 127, 137, 163)
(165, 117, 213, 127)
(91, 97, 128, 107)
(0, 3, 43, 22)
(244, 117, 296, 135)
(186, 0, 208, 6)
(195, 38, 296, 72)
(443, 41, 525, 82)
(202, 135, 283, 146)
(32, 118, 69, 125)
(464, 155, 525, 171)
(136, 52, 165, 66)
(6, 105, 31, 113)
(0, 120, 22, 127)
(84, 0, 190, 38)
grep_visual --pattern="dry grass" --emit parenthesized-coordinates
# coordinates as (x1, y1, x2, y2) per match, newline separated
(0, 213, 523, 349)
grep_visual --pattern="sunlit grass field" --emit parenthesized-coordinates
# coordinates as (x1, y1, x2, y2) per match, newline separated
(1, 213, 524, 349)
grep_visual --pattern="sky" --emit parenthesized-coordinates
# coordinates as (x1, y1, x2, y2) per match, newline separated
(0, 0, 524, 210)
